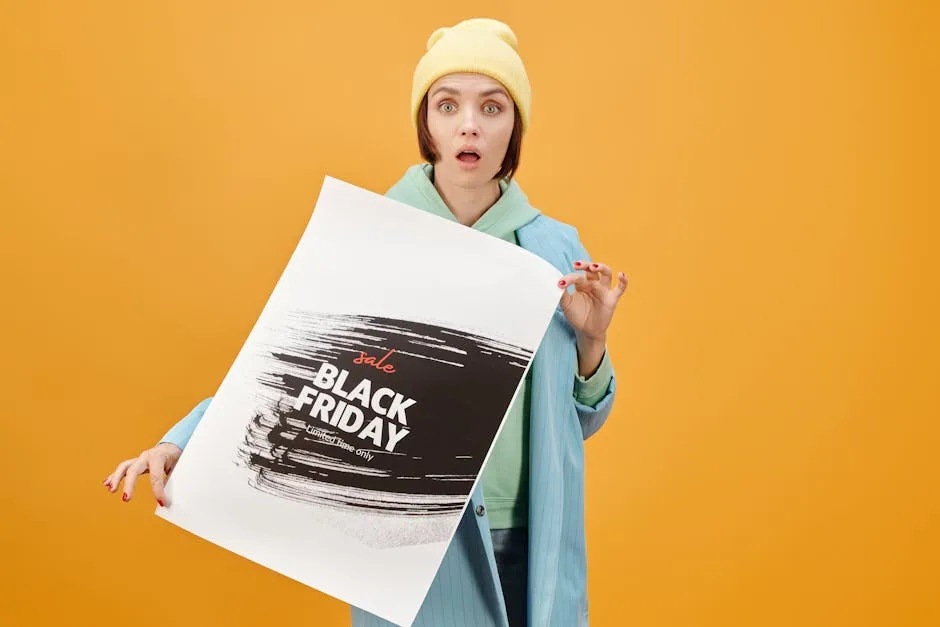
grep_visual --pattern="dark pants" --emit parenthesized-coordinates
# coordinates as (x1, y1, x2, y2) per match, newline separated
(490, 528, 528, 627)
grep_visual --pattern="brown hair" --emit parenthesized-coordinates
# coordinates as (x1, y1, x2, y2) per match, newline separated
(416, 94, 523, 181)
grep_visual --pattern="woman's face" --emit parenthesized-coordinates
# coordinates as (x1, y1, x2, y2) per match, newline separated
(425, 73, 515, 188)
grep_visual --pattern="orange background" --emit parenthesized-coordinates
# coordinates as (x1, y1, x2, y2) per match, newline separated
(1, 1, 937, 626)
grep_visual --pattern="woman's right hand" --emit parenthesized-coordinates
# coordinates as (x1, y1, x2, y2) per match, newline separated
(103, 442, 182, 507)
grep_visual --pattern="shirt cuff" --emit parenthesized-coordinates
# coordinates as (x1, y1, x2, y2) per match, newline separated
(574, 348, 614, 407)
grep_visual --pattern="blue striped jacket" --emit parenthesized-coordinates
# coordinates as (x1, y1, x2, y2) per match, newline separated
(160, 213, 616, 626)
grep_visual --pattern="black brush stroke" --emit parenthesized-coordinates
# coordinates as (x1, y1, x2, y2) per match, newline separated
(235, 312, 531, 516)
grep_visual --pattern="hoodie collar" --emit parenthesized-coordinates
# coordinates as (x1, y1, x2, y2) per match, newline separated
(389, 163, 540, 241)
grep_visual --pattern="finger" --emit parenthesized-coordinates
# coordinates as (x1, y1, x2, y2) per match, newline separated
(149, 455, 169, 507)
(106, 459, 134, 493)
(571, 260, 599, 282)
(559, 284, 573, 312)
(559, 273, 587, 288)
(122, 459, 148, 502)
(559, 273, 604, 296)
(613, 272, 629, 299)
(589, 262, 614, 285)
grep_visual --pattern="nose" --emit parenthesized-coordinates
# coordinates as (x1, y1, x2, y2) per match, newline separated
(459, 110, 480, 137)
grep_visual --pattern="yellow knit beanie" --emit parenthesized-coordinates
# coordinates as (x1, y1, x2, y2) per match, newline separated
(411, 18, 531, 134)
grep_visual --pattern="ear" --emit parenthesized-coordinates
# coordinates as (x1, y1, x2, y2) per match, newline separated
(426, 27, 449, 50)
(459, 18, 518, 49)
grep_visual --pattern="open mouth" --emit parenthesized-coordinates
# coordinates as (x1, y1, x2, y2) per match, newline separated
(456, 149, 481, 163)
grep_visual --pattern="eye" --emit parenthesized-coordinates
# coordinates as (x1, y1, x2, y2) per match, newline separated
(438, 101, 457, 113)
(483, 103, 501, 115)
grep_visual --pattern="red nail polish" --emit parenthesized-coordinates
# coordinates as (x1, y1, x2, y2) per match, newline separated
(558, 280, 566, 287)
(590, 263, 598, 270)
(122, 493, 129, 502)
(157, 498, 165, 507)
(574, 262, 582, 267)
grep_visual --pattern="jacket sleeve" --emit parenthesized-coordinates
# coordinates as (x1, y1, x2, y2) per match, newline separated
(565, 227, 619, 440)
(574, 348, 614, 406)
(158, 397, 213, 450)
(576, 374, 616, 440)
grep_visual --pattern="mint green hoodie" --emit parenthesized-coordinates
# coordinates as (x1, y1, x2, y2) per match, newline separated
(385, 164, 612, 528)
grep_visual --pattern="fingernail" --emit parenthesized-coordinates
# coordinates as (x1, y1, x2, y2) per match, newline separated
(574, 261, 582, 267)
(590, 264, 599, 270)
(157, 498, 165, 507)
(558, 280, 567, 287)
(122, 493, 129, 502)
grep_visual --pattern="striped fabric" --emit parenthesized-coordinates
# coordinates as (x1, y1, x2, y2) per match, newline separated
(160, 214, 616, 626)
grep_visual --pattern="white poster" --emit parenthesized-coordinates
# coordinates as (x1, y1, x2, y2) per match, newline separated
(156, 175, 563, 626)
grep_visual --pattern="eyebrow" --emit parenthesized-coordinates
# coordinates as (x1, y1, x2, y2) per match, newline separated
(430, 86, 510, 99)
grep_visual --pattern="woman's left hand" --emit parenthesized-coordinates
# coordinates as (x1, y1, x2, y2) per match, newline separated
(558, 260, 628, 373)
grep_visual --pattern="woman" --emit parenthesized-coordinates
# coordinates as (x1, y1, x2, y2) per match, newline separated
(104, 18, 627, 627)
